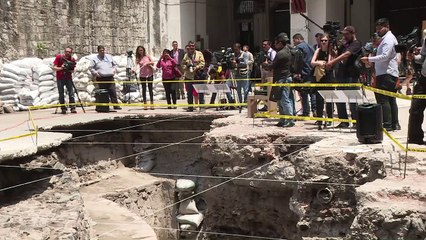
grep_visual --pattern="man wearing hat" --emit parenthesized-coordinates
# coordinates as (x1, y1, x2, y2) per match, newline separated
(263, 32, 295, 127)
(326, 25, 362, 128)
(361, 18, 400, 131)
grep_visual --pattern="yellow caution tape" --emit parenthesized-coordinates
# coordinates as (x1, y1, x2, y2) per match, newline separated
(254, 112, 356, 123)
(382, 128, 407, 152)
(256, 83, 363, 88)
(0, 132, 37, 143)
(363, 86, 413, 100)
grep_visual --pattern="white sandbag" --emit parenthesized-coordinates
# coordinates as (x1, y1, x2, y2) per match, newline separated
(33, 97, 41, 106)
(10, 58, 43, 69)
(176, 179, 196, 192)
(0, 83, 15, 90)
(179, 199, 199, 215)
(29, 84, 39, 91)
(76, 76, 90, 83)
(17, 103, 28, 111)
(39, 86, 55, 93)
(1, 88, 18, 95)
(0, 71, 19, 81)
(78, 92, 91, 101)
(0, 94, 18, 101)
(74, 82, 88, 90)
(1, 99, 18, 105)
(39, 90, 56, 100)
(114, 76, 128, 81)
(0, 77, 18, 84)
(176, 213, 204, 228)
(135, 160, 155, 172)
(86, 85, 95, 94)
(19, 89, 39, 100)
(39, 80, 56, 87)
(112, 55, 127, 67)
(38, 74, 54, 82)
(34, 64, 53, 79)
(42, 57, 55, 66)
(76, 56, 93, 72)
(2, 63, 25, 76)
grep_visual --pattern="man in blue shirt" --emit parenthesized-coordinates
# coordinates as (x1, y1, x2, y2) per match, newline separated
(293, 33, 316, 117)
(361, 18, 400, 131)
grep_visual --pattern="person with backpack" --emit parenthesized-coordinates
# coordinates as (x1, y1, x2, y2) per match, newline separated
(326, 26, 362, 128)
(292, 33, 316, 117)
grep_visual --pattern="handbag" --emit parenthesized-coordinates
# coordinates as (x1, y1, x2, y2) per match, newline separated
(314, 65, 326, 82)
(269, 86, 282, 102)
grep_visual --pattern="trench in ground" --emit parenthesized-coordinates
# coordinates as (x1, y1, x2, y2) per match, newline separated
(0, 115, 349, 239)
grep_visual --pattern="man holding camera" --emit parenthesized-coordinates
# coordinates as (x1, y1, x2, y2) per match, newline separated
(407, 38, 426, 145)
(90, 45, 121, 110)
(182, 41, 205, 112)
(52, 47, 77, 114)
(231, 43, 250, 104)
(263, 33, 295, 128)
(326, 26, 362, 128)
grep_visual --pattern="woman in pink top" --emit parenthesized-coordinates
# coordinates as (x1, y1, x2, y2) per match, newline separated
(156, 49, 177, 109)
(135, 46, 155, 110)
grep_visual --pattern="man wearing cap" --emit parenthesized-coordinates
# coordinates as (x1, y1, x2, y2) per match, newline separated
(263, 33, 295, 128)
(361, 18, 400, 131)
(326, 26, 362, 128)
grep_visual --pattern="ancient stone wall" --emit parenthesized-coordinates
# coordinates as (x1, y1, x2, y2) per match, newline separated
(0, 0, 168, 60)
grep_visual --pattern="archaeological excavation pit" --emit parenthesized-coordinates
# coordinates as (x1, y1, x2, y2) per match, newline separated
(1, 114, 424, 240)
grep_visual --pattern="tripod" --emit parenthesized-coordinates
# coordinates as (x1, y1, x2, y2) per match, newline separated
(54, 78, 86, 114)
(125, 55, 142, 104)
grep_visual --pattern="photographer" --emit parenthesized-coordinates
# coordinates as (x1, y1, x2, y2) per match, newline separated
(263, 33, 295, 128)
(326, 26, 362, 128)
(90, 45, 121, 110)
(361, 18, 400, 131)
(52, 47, 77, 114)
(261, 40, 276, 82)
(407, 37, 426, 145)
(232, 43, 250, 104)
(292, 33, 316, 117)
(182, 41, 205, 112)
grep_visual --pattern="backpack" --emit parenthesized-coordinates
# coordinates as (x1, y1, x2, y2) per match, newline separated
(290, 47, 304, 75)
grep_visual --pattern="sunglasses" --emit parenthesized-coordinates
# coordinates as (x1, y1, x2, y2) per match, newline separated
(321, 40, 328, 42)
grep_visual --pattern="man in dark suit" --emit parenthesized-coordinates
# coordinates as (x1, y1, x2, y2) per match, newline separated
(171, 41, 186, 99)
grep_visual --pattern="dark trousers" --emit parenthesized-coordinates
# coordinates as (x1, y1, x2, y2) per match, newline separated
(97, 77, 118, 104)
(140, 76, 153, 103)
(375, 74, 399, 128)
(408, 79, 426, 142)
(163, 80, 177, 105)
(316, 91, 333, 119)
(186, 80, 205, 109)
(57, 78, 75, 110)
(336, 76, 358, 120)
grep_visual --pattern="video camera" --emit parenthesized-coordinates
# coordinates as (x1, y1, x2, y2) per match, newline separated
(254, 51, 270, 67)
(323, 21, 341, 41)
(127, 50, 134, 58)
(213, 47, 234, 70)
(62, 58, 76, 72)
(395, 27, 419, 53)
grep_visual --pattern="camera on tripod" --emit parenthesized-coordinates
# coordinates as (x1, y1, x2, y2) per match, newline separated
(323, 21, 341, 40)
(213, 47, 234, 69)
(395, 27, 419, 53)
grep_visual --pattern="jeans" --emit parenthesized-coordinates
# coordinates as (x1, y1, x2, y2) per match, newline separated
(408, 79, 426, 142)
(186, 80, 205, 109)
(375, 74, 399, 128)
(140, 76, 153, 103)
(57, 78, 75, 110)
(235, 74, 249, 103)
(336, 76, 358, 120)
(300, 91, 317, 116)
(278, 77, 295, 124)
(163, 80, 177, 105)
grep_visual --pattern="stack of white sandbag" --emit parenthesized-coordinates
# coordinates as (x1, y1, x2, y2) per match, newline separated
(0, 63, 31, 106)
(73, 55, 96, 103)
(32, 62, 59, 106)
(175, 179, 204, 236)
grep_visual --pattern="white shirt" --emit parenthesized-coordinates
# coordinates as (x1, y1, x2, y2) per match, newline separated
(368, 31, 399, 77)
(267, 48, 277, 61)
(415, 37, 426, 77)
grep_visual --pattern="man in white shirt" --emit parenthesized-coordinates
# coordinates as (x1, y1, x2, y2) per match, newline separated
(361, 18, 400, 131)
(261, 40, 276, 82)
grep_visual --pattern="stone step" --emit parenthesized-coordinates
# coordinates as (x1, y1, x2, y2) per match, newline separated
(80, 167, 160, 240)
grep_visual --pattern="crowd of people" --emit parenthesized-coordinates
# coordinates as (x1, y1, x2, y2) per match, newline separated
(51, 17, 426, 144)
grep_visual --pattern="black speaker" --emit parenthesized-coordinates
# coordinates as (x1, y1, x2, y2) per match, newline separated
(94, 89, 110, 113)
(357, 103, 383, 144)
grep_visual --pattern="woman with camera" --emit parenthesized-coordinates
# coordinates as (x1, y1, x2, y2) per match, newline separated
(134, 46, 155, 110)
(157, 49, 178, 109)
(311, 33, 335, 130)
